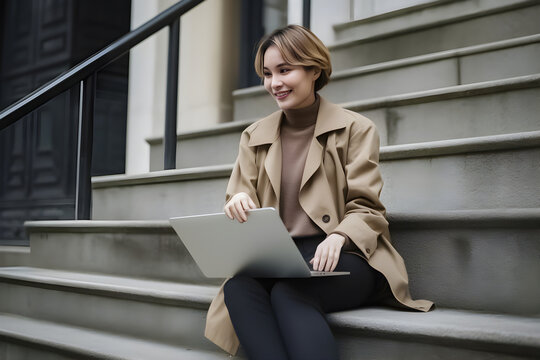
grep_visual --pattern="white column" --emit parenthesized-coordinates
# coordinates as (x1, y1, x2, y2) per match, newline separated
(287, 0, 303, 25)
(125, 0, 175, 175)
(176, 0, 241, 133)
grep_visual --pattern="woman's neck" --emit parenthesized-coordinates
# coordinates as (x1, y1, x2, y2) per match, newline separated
(282, 95, 320, 129)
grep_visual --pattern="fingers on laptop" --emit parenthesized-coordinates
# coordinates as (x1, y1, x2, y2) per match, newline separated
(311, 240, 342, 272)
(224, 193, 257, 223)
(224, 201, 241, 222)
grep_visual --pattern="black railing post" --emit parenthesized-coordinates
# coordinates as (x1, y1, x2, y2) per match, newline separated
(164, 18, 180, 170)
(75, 73, 96, 220)
(303, 0, 311, 29)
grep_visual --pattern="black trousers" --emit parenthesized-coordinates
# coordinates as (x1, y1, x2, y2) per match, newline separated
(223, 235, 383, 360)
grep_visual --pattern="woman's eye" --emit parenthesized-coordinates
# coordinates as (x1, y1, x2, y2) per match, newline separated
(280, 68, 290, 74)
(263, 72, 271, 77)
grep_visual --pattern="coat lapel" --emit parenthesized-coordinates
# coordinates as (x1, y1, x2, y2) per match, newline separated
(247, 96, 348, 198)
(248, 110, 283, 201)
(300, 97, 347, 190)
(300, 137, 323, 189)
(265, 138, 282, 201)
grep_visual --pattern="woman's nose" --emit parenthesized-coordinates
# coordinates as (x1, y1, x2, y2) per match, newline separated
(272, 76, 283, 89)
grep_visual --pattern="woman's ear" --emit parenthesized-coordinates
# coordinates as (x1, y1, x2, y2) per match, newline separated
(313, 68, 321, 81)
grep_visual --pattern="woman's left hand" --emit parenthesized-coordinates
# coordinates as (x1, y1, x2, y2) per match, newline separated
(310, 233, 346, 272)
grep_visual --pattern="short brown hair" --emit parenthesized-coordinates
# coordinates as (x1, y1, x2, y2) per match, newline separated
(254, 25, 332, 92)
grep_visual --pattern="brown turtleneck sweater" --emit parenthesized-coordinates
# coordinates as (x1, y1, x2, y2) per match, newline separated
(279, 96, 324, 238)
(279, 96, 354, 250)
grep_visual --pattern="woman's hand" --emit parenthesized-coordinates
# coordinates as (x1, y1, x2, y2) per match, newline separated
(310, 233, 346, 272)
(224, 192, 257, 223)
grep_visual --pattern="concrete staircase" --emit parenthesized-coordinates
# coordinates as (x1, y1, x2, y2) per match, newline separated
(1, 0, 540, 359)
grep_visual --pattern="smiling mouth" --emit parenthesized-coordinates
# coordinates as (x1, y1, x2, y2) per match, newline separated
(274, 90, 291, 99)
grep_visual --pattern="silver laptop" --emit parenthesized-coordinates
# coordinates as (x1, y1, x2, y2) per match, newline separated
(169, 207, 349, 278)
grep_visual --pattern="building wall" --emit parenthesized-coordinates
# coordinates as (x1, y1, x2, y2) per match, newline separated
(125, 0, 240, 175)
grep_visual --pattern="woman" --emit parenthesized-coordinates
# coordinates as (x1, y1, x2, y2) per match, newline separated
(205, 25, 433, 359)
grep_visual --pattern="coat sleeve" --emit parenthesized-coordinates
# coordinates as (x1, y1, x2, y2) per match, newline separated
(225, 129, 261, 207)
(332, 120, 389, 259)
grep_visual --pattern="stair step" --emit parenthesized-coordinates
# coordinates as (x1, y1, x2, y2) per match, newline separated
(97, 130, 540, 219)
(233, 36, 540, 121)
(0, 313, 232, 360)
(330, 308, 540, 359)
(329, 1, 540, 70)
(0, 267, 220, 352)
(24, 220, 221, 285)
(93, 164, 230, 219)
(334, 0, 531, 42)
(0, 245, 30, 268)
(388, 208, 540, 314)
(22, 207, 540, 314)
(0, 266, 217, 305)
(154, 75, 540, 170)
(233, 73, 540, 131)
(1, 267, 539, 359)
(148, 120, 252, 170)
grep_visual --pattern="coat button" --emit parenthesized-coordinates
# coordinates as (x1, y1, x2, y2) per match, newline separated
(366, 248, 371, 254)
(322, 215, 330, 223)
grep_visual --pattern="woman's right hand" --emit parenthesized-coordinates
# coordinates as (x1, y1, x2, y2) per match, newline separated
(224, 192, 257, 223)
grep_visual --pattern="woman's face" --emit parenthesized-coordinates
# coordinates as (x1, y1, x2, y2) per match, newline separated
(263, 45, 320, 110)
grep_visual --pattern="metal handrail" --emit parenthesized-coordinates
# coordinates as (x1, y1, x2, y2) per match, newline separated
(0, 0, 205, 220)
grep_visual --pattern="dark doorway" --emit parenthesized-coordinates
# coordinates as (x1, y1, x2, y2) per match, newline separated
(0, 0, 131, 245)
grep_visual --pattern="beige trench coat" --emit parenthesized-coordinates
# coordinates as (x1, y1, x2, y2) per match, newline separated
(204, 97, 433, 354)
